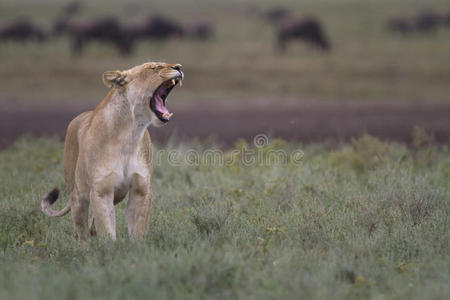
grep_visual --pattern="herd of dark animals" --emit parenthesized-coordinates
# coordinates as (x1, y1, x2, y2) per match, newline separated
(0, 1, 449, 56)
(0, 1, 214, 55)
(264, 7, 331, 51)
(388, 11, 450, 36)
(0, 15, 214, 55)
(267, 7, 450, 51)
(52, 15, 210, 55)
(0, 18, 47, 44)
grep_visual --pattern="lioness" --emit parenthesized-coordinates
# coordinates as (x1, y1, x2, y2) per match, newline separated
(41, 62, 183, 241)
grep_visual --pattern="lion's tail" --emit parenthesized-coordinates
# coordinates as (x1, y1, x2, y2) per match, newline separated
(41, 188, 71, 217)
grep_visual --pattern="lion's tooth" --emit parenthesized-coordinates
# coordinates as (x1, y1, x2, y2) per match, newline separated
(171, 79, 176, 86)
(162, 112, 173, 119)
(179, 79, 182, 87)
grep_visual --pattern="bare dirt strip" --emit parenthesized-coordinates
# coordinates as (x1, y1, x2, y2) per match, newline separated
(1, 100, 449, 148)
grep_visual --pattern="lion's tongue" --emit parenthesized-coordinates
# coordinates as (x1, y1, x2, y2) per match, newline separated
(154, 93, 170, 116)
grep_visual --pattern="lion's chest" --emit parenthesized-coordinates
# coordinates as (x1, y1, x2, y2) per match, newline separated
(112, 151, 148, 184)
(92, 143, 150, 192)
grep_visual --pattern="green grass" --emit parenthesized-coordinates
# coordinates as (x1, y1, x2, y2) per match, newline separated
(0, 134, 449, 299)
(0, 0, 449, 105)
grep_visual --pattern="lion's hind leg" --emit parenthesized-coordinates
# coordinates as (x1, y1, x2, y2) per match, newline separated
(70, 193, 90, 242)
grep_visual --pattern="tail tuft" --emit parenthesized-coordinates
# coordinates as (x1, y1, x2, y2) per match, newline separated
(41, 187, 71, 217)
(47, 188, 59, 205)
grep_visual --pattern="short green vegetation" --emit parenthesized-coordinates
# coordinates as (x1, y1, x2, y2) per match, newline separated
(0, 133, 448, 299)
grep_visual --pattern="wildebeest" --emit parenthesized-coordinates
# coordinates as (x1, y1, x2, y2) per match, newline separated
(124, 15, 184, 42)
(415, 11, 440, 32)
(184, 19, 214, 40)
(53, 16, 133, 55)
(387, 10, 449, 36)
(0, 18, 46, 43)
(277, 17, 331, 51)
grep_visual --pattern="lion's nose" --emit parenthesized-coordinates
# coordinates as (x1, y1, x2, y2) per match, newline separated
(172, 64, 182, 72)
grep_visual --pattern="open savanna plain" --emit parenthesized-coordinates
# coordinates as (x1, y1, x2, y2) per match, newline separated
(1, 0, 450, 147)
(0, 0, 449, 105)
(0, 134, 449, 299)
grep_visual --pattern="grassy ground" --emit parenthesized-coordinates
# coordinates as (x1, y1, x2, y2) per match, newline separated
(0, 0, 449, 105)
(0, 133, 448, 299)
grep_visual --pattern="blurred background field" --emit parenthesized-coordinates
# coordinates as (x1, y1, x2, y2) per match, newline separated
(0, 0, 449, 105)
(1, 0, 450, 146)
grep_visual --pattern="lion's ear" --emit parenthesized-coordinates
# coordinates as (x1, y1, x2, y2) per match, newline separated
(102, 70, 128, 88)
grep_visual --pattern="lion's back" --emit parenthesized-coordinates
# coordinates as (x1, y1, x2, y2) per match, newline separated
(63, 111, 92, 193)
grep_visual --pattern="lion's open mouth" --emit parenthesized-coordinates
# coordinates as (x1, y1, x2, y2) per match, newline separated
(150, 76, 183, 123)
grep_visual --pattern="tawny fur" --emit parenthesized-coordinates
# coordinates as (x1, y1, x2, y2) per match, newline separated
(42, 62, 183, 241)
